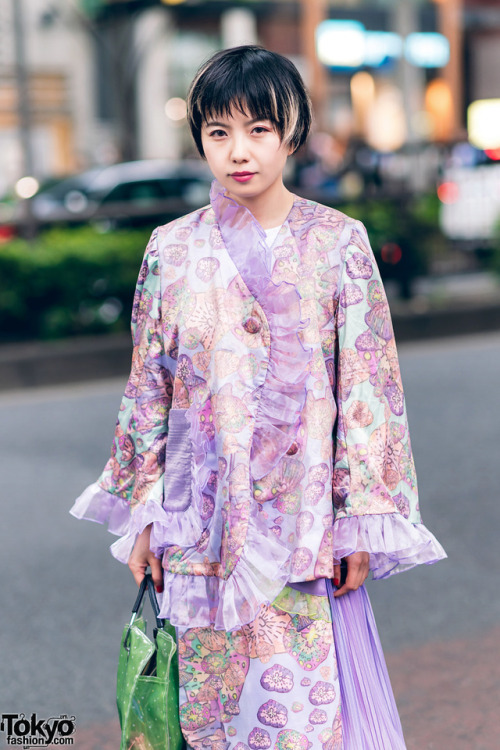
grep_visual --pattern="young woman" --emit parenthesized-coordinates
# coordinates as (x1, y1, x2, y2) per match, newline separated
(71, 45, 446, 749)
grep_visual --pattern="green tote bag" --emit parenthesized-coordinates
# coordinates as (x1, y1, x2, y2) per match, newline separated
(117, 574, 185, 750)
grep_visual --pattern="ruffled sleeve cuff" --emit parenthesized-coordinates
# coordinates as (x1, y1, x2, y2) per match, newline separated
(70, 484, 292, 632)
(332, 513, 447, 579)
(70, 482, 130, 536)
(70, 481, 204, 564)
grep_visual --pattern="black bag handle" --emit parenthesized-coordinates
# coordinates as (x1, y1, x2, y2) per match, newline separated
(145, 574, 165, 631)
(124, 573, 165, 651)
(131, 573, 149, 616)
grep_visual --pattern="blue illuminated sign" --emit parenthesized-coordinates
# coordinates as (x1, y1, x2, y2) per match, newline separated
(405, 33, 450, 68)
(316, 21, 450, 70)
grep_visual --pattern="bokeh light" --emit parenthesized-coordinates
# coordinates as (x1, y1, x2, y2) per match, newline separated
(437, 181, 459, 204)
(425, 78, 454, 141)
(365, 85, 407, 152)
(405, 33, 450, 68)
(316, 20, 366, 69)
(350, 71, 376, 135)
(485, 148, 500, 161)
(468, 99, 500, 149)
(164, 97, 187, 122)
(14, 176, 39, 199)
(381, 243, 403, 265)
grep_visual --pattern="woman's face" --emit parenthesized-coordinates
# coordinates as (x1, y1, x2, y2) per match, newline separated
(201, 106, 292, 209)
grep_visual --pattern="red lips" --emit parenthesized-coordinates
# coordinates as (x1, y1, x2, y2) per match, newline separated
(230, 172, 255, 183)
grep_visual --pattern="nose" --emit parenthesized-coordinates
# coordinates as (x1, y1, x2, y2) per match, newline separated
(230, 132, 249, 163)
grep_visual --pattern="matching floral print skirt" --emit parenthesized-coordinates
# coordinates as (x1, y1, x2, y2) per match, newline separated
(177, 587, 342, 750)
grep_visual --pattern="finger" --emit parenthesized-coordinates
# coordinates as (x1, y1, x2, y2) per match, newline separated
(333, 584, 348, 598)
(350, 559, 370, 586)
(149, 555, 164, 593)
(128, 557, 147, 587)
(333, 563, 341, 586)
(333, 578, 355, 597)
(344, 552, 370, 588)
(333, 568, 364, 598)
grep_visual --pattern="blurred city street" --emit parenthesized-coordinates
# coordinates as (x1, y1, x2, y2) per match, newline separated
(1, 330, 499, 749)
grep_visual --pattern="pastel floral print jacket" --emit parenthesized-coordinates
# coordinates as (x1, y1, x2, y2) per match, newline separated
(71, 181, 446, 632)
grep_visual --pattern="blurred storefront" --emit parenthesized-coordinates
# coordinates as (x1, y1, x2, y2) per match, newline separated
(83, 0, 460, 161)
(0, 0, 99, 195)
(1, 1, 500, 194)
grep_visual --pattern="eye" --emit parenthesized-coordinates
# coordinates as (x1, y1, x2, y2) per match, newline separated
(252, 125, 270, 134)
(208, 129, 227, 138)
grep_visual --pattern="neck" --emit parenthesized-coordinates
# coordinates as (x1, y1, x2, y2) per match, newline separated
(227, 180, 294, 229)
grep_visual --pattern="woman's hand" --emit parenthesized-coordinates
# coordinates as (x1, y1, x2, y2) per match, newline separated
(333, 551, 370, 598)
(128, 523, 164, 593)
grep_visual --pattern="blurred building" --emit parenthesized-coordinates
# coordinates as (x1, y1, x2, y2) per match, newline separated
(466, 0, 500, 104)
(0, 0, 98, 194)
(1, 0, 500, 194)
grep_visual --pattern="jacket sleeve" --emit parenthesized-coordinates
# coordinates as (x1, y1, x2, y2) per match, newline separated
(331, 221, 446, 578)
(70, 229, 175, 562)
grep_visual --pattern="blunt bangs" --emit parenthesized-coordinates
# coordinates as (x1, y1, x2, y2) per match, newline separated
(187, 46, 312, 158)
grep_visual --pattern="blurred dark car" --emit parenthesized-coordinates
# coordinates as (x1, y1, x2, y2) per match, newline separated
(8, 160, 213, 234)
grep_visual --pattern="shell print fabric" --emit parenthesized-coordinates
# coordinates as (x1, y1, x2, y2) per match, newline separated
(69, 180, 446, 749)
(176, 595, 342, 750)
(71, 181, 445, 630)
(96, 234, 174, 512)
(333, 223, 418, 518)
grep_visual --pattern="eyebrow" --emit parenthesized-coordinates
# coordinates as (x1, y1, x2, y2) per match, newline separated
(203, 116, 271, 129)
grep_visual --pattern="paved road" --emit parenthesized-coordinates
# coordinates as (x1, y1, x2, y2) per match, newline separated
(1, 331, 499, 748)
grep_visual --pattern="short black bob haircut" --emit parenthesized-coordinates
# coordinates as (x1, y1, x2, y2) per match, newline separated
(187, 45, 312, 158)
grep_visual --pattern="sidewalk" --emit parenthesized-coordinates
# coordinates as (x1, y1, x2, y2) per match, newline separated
(390, 625, 500, 750)
(1, 273, 500, 391)
(0, 332, 132, 390)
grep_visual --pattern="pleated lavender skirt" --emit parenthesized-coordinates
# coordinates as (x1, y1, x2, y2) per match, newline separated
(326, 580, 406, 749)
(289, 578, 406, 749)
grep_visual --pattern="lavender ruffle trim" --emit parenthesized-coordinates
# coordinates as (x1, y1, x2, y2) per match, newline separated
(69, 482, 169, 563)
(70, 482, 206, 562)
(70, 482, 130, 537)
(211, 180, 312, 479)
(158, 509, 291, 631)
(333, 513, 447, 579)
(70, 482, 291, 631)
